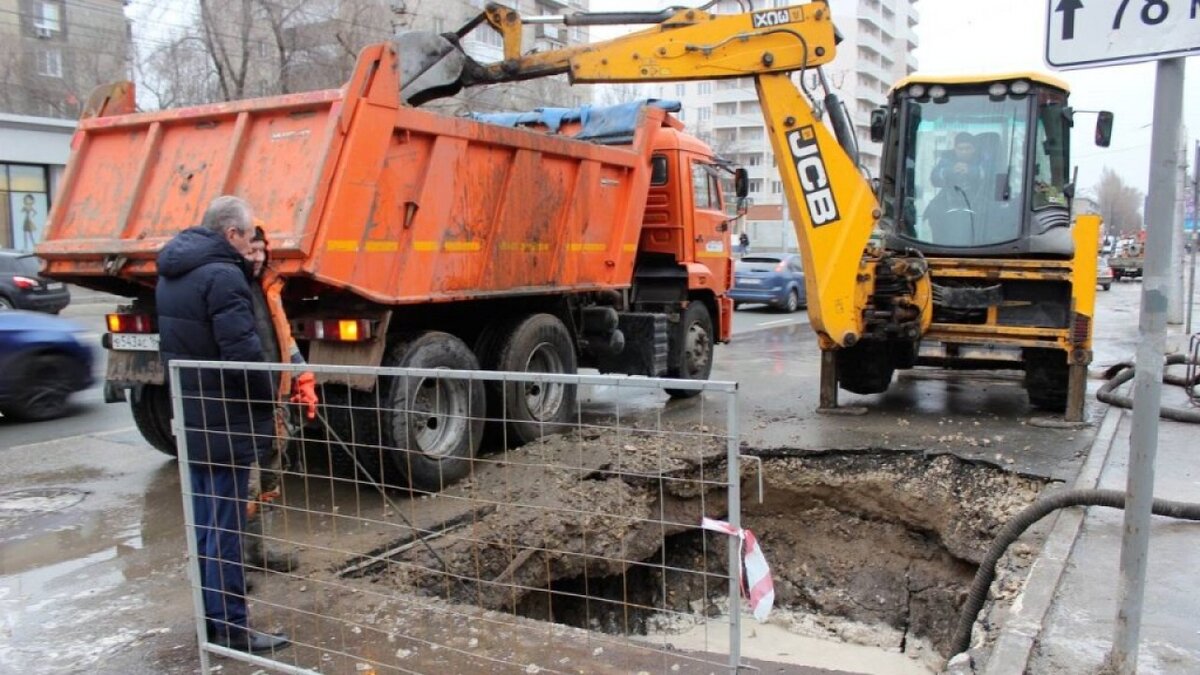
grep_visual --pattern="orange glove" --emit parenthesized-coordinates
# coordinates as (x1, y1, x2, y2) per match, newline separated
(290, 371, 319, 420)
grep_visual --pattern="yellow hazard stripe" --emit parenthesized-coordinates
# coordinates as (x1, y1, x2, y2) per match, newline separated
(443, 241, 481, 252)
(326, 240, 358, 252)
(568, 243, 607, 253)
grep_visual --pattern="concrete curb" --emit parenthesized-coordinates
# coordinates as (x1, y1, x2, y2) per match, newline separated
(978, 403, 1124, 675)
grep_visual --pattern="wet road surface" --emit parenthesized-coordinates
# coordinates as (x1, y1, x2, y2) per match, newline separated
(0, 281, 1158, 672)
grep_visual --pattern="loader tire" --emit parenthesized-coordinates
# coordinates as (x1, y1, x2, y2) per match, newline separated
(666, 301, 715, 399)
(836, 342, 895, 395)
(131, 384, 178, 457)
(1023, 348, 1069, 412)
(486, 314, 578, 446)
(379, 331, 485, 493)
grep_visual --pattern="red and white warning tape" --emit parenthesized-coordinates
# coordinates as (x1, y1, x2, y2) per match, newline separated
(701, 516, 775, 622)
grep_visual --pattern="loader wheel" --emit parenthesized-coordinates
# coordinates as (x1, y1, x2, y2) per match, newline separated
(131, 384, 177, 457)
(666, 301, 714, 399)
(835, 342, 895, 395)
(380, 331, 485, 493)
(484, 314, 578, 447)
(1023, 348, 1069, 412)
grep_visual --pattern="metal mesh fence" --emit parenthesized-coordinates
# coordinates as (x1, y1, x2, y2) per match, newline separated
(169, 360, 744, 674)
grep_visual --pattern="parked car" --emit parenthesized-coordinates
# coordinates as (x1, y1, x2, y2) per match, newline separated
(731, 253, 807, 312)
(1097, 257, 1113, 291)
(0, 249, 71, 313)
(0, 311, 95, 421)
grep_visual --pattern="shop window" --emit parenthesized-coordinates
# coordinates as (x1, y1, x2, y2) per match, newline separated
(1, 164, 52, 251)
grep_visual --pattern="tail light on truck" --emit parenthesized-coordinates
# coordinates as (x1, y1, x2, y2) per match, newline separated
(105, 313, 160, 352)
(291, 319, 376, 342)
(107, 313, 157, 334)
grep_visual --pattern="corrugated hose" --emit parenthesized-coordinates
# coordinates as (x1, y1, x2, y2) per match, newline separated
(1096, 353, 1200, 423)
(950, 489, 1200, 658)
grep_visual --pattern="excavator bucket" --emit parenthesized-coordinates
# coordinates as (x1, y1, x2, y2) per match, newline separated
(395, 31, 467, 105)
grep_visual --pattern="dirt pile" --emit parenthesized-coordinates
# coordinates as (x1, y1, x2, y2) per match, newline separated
(368, 428, 730, 611)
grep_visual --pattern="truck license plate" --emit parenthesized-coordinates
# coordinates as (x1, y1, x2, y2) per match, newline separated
(111, 333, 161, 351)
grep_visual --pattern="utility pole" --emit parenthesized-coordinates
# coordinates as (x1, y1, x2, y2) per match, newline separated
(1169, 136, 1187, 324)
(1108, 57, 1186, 675)
(1187, 140, 1198, 334)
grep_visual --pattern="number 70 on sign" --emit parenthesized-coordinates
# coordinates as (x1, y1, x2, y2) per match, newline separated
(1045, 0, 1200, 69)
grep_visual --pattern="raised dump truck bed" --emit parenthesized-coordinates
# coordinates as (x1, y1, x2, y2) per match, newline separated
(39, 44, 665, 303)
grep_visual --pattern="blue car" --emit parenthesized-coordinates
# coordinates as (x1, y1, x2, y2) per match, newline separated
(0, 311, 95, 421)
(731, 253, 807, 312)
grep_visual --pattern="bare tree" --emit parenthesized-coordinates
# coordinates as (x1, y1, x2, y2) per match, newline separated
(1094, 167, 1145, 236)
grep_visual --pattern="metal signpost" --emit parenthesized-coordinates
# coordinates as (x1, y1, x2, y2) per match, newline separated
(1045, 2, 1198, 673)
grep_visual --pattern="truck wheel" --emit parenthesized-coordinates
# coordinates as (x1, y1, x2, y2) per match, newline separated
(666, 301, 714, 399)
(131, 384, 177, 457)
(1023, 348, 1068, 412)
(380, 331, 485, 493)
(836, 342, 895, 395)
(489, 314, 578, 446)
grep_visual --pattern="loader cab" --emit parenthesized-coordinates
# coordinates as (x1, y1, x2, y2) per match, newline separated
(873, 74, 1103, 259)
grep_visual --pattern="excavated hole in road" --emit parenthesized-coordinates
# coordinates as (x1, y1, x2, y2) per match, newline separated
(511, 451, 1049, 671)
(361, 436, 1049, 673)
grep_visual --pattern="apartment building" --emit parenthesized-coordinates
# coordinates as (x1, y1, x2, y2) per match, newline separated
(654, 0, 919, 251)
(0, 0, 131, 119)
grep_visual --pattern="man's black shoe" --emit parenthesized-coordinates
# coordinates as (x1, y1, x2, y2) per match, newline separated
(213, 630, 291, 654)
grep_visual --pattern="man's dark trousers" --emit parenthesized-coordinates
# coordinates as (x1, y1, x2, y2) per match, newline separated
(191, 462, 251, 639)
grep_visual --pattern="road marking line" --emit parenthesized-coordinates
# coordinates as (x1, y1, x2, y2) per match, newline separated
(8, 425, 138, 451)
(755, 319, 796, 327)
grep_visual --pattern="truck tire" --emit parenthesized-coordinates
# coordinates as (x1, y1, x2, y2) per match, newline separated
(666, 301, 714, 399)
(835, 342, 895, 395)
(488, 314, 578, 446)
(131, 384, 177, 457)
(380, 331, 485, 493)
(1023, 348, 1068, 412)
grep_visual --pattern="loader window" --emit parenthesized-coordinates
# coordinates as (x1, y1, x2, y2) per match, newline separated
(1031, 91, 1070, 210)
(900, 92, 1028, 248)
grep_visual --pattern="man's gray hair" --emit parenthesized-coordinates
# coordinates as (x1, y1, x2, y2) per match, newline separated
(201, 195, 252, 235)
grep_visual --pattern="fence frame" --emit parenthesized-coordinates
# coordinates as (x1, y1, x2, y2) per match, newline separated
(168, 359, 743, 674)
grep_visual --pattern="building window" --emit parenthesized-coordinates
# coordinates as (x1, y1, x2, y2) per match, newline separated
(35, 2, 60, 36)
(37, 49, 63, 78)
(471, 26, 503, 48)
(698, 106, 710, 121)
(771, 181, 782, 194)
(0, 163, 52, 251)
(698, 82, 711, 95)
(749, 178, 763, 194)
(433, 17, 445, 33)
(674, 84, 686, 97)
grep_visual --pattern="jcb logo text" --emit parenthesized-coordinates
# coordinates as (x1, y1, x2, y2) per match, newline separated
(786, 126, 840, 227)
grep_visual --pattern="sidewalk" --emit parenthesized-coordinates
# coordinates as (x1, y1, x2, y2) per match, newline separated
(984, 381, 1200, 673)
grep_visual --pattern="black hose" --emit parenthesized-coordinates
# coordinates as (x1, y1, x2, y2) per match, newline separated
(1096, 354, 1200, 423)
(950, 488, 1200, 657)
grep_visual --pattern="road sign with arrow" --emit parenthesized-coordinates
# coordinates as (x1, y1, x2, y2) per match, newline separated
(1045, 0, 1200, 70)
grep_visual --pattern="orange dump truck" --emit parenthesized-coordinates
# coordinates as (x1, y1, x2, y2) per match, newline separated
(37, 44, 738, 489)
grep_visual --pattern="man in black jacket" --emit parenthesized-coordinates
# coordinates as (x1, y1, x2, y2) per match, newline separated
(157, 195, 289, 654)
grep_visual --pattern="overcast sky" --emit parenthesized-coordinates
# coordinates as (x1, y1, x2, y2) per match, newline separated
(591, 0, 1197, 198)
(915, 0, 1198, 198)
